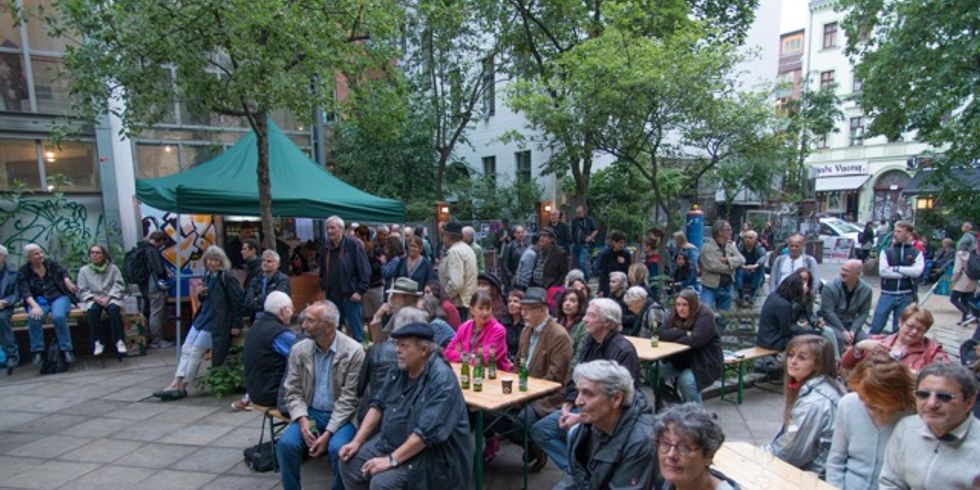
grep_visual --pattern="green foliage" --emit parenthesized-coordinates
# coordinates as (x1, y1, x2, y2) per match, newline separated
(567, 165, 654, 239)
(781, 83, 843, 197)
(450, 176, 544, 222)
(837, 0, 978, 217)
(195, 353, 246, 398)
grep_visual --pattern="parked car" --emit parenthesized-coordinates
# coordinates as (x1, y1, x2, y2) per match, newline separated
(819, 218, 861, 258)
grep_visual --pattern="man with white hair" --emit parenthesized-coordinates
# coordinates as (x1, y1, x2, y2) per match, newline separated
(319, 215, 371, 342)
(462, 225, 486, 273)
(531, 297, 643, 473)
(244, 250, 291, 320)
(279, 300, 364, 490)
(0, 245, 19, 369)
(243, 291, 297, 408)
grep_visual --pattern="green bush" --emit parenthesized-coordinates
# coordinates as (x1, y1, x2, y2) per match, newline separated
(195, 353, 246, 398)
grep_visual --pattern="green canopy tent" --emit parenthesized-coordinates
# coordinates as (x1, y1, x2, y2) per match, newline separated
(136, 120, 405, 222)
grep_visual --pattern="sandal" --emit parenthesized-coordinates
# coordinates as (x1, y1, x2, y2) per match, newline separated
(230, 399, 250, 412)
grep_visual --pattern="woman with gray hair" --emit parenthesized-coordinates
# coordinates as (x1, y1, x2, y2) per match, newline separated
(17, 243, 78, 365)
(608, 270, 636, 327)
(153, 245, 243, 401)
(655, 403, 739, 489)
(554, 359, 655, 490)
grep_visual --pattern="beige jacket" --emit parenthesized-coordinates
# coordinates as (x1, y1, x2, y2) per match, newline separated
(283, 333, 365, 434)
(438, 241, 478, 307)
(76, 264, 126, 310)
(699, 239, 745, 289)
(950, 250, 977, 293)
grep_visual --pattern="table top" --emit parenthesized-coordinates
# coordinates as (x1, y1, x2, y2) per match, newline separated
(711, 442, 837, 490)
(623, 336, 691, 362)
(450, 363, 563, 411)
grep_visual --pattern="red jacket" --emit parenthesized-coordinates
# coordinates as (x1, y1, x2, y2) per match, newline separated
(841, 333, 949, 373)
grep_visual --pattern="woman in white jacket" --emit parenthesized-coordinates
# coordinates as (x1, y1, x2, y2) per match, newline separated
(76, 244, 128, 356)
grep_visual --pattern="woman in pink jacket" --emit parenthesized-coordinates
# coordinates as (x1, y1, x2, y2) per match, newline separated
(841, 304, 949, 374)
(444, 290, 513, 372)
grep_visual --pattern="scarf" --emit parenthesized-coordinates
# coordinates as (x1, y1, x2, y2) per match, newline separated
(89, 262, 108, 274)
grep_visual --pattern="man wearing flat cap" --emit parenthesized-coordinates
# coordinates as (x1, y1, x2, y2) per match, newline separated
(339, 322, 472, 490)
(491, 287, 572, 471)
(529, 226, 569, 290)
(437, 221, 478, 320)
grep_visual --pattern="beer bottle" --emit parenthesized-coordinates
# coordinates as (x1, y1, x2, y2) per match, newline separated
(488, 345, 497, 380)
(460, 351, 470, 390)
(518, 353, 529, 392)
(473, 347, 484, 392)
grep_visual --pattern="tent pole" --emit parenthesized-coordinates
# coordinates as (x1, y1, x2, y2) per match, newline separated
(175, 213, 182, 363)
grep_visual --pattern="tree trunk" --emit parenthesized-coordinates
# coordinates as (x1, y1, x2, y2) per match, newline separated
(254, 113, 276, 250)
(435, 147, 450, 201)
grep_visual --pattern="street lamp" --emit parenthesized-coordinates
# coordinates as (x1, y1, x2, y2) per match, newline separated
(915, 196, 934, 210)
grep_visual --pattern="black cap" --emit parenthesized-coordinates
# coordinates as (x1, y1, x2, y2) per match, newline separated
(390, 322, 435, 341)
(444, 222, 463, 234)
(478, 272, 503, 294)
(520, 287, 548, 305)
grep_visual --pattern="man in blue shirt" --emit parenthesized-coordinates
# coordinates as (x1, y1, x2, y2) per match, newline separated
(279, 300, 365, 490)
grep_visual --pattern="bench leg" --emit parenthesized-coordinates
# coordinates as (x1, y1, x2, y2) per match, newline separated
(737, 363, 745, 405)
(720, 365, 729, 401)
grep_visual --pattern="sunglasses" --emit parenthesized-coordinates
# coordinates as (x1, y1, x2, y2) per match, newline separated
(913, 390, 961, 403)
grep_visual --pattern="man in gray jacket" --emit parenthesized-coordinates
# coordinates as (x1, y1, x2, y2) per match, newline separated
(818, 259, 872, 355)
(279, 300, 365, 490)
(769, 233, 820, 294)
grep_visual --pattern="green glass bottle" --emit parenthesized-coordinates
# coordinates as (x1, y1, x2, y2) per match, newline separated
(460, 351, 470, 390)
(518, 353, 529, 392)
(488, 345, 497, 379)
(473, 347, 484, 392)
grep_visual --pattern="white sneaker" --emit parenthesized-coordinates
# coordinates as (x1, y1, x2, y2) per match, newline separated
(93, 341, 104, 356)
(115, 340, 128, 354)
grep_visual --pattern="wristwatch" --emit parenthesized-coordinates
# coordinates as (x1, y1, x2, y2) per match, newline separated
(388, 454, 399, 468)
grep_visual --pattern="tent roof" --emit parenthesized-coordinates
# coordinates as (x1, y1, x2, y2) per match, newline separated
(136, 120, 405, 222)
(902, 167, 980, 196)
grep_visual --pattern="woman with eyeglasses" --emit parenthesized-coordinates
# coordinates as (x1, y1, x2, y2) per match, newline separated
(76, 244, 128, 357)
(841, 304, 949, 374)
(826, 357, 915, 489)
(766, 335, 844, 477)
(554, 359, 655, 490)
(654, 403, 740, 490)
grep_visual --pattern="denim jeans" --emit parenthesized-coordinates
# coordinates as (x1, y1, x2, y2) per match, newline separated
(0, 309, 18, 363)
(530, 408, 579, 473)
(734, 267, 765, 303)
(700, 285, 733, 312)
(339, 298, 364, 342)
(869, 293, 914, 335)
(27, 295, 73, 353)
(278, 408, 356, 490)
(657, 362, 702, 403)
(573, 244, 591, 280)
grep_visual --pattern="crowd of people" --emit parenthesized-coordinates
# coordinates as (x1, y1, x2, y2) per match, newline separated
(1, 209, 978, 490)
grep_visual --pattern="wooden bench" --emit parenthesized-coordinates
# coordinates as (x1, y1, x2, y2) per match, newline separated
(251, 403, 291, 471)
(11, 307, 85, 330)
(720, 346, 780, 404)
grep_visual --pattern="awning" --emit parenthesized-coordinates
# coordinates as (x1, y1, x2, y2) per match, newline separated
(815, 175, 870, 192)
(902, 167, 980, 195)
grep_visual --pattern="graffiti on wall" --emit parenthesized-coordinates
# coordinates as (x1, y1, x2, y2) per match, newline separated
(139, 204, 216, 279)
(0, 194, 108, 267)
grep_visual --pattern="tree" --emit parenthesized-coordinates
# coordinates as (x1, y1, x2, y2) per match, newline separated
(40, 0, 399, 249)
(501, 0, 759, 206)
(780, 82, 842, 198)
(838, 0, 978, 217)
(571, 165, 654, 240)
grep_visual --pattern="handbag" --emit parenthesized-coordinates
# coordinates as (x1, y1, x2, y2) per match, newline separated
(243, 414, 275, 472)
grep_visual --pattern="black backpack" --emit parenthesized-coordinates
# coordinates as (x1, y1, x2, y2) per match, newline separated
(123, 246, 151, 285)
(39, 344, 69, 375)
(965, 250, 980, 281)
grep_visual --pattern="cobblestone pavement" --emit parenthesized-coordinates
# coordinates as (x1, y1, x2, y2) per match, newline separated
(0, 260, 970, 489)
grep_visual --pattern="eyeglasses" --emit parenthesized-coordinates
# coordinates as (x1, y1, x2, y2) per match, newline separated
(903, 323, 928, 333)
(914, 390, 961, 403)
(656, 440, 700, 457)
(89, 250, 103, 255)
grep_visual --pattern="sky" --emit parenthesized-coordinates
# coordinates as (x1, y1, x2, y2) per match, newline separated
(780, 0, 809, 33)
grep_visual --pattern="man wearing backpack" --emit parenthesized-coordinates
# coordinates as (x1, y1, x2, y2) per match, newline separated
(137, 231, 172, 348)
(870, 221, 924, 334)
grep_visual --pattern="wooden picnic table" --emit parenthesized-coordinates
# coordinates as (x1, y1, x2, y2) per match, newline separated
(450, 362, 562, 490)
(624, 336, 691, 362)
(711, 441, 837, 490)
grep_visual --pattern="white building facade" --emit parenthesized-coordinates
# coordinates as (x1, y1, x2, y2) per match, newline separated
(803, 0, 930, 223)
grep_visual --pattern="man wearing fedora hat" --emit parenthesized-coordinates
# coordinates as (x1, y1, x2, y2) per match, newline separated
(492, 287, 572, 471)
(438, 222, 478, 321)
(529, 227, 569, 290)
(339, 322, 472, 489)
(368, 277, 422, 342)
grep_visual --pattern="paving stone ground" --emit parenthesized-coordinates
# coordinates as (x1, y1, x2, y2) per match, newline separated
(0, 262, 970, 489)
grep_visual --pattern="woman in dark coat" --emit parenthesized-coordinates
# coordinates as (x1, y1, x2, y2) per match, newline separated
(153, 245, 243, 401)
(657, 289, 723, 403)
(756, 269, 823, 352)
(395, 236, 435, 291)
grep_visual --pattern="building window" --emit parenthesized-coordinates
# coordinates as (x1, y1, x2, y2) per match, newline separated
(42, 141, 99, 191)
(852, 75, 863, 93)
(481, 56, 495, 117)
(820, 70, 835, 90)
(482, 155, 496, 187)
(823, 22, 838, 49)
(781, 35, 803, 56)
(815, 134, 829, 149)
(849, 117, 865, 146)
(0, 138, 98, 191)
(0, 138, 42, 189)
(515, 150, 531, 183)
